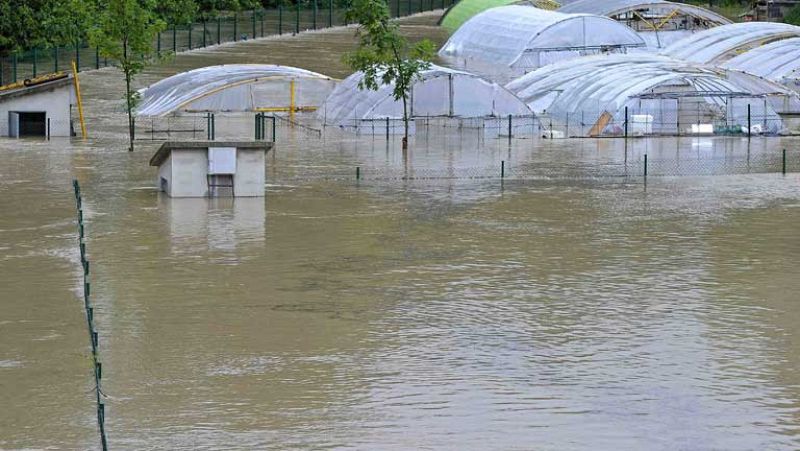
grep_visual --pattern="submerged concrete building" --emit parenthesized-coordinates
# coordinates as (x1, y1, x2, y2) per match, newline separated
(150, 141, 273, 198)
(0, 73, 75, 138)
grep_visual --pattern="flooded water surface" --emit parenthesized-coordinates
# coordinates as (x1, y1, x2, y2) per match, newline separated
(2, 12, 800, 451)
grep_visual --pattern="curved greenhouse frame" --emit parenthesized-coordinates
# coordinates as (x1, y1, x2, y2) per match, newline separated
(722, 38, 800, 88)
(558, 0, 730, 49)
(137, 64, 337, 117)
(438, 0, 560, 34)
(319, 64, 535, 135)
(438, 6, 646, 78)
(661, 22, 800, 64)
(506, 54, 787, 136)
(559, 0, 729, 25)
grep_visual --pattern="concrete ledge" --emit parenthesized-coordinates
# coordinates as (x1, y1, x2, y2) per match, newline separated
(149, 141, 273, 166)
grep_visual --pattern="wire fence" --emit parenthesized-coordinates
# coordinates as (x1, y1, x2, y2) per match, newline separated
(71, 180, 108, 451)
(270, 150, 800, 184)
(539, 101, 787, 138)
(0, 0, 453, 86)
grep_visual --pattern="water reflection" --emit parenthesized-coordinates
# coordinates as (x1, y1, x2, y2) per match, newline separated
(163, 195, 265, 255)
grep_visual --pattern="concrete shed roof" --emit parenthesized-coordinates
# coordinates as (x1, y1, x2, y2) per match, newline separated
(0, 75, 73, 101)
(149, 141, 273, 167)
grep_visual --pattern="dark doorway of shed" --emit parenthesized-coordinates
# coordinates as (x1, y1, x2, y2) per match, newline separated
(18, 112, 47, 137)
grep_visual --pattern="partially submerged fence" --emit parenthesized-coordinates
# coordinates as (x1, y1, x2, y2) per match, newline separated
(271, 149, 800, 184)
(72, 180, 108, 451)
(539, 103, 786, 139)
(0, 0, 453, 86)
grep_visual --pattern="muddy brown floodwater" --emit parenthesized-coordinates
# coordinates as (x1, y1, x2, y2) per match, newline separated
(2, 11, 800, 451)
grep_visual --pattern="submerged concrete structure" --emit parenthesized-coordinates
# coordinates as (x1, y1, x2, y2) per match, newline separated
(0, 73, 75, 138)
(150, 141, 273, 198)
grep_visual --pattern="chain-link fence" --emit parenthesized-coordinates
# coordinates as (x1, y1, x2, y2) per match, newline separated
(0, 0, 452, 86)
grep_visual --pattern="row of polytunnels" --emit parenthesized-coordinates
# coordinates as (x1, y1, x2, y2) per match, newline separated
(136, 0, 800, 138)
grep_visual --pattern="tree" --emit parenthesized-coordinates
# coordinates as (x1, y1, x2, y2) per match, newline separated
(89, 0, 165, 152)
(155, 0, 199, 25)
(41, 0, 96, 51)
(786, 4, 800, 25)
(344, 0, 434, 150)
(0, 0, 52, 56)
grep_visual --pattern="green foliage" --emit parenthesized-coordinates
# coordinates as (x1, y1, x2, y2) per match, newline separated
(156, 0, 199, 25)
(89, 0, 166, 151)
(786, 4, 800, 25)
(0, 0, 97, 56)
(344, 0, 435, 146)
(42, 0, 97, 47)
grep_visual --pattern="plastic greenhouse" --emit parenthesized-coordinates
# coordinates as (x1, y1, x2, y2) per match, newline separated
(318, 64, 536, 137)
(661, 22, 800, 64)
(722, 38, 800, 91)
(505, 54, 788, 137)
(136, 64, 337, 117)
(558, 0, 730, 49)
(438, 6, 646, 81)
(438, 0, 560, 34)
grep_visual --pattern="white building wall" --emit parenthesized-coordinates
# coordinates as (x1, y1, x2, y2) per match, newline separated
(233, 149, 265, 197)
(0, 85, 73, 137)
(170, 149, 209, 198)
(157, 154, 174, 196)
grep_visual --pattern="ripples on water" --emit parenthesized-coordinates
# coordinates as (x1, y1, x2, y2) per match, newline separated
(2, 12, 800, 451)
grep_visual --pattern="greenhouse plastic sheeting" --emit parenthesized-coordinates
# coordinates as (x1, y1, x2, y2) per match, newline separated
(722, 38, 800, 87)
(438, 6, 645, 74)
(661, 22, 800, 64)
(137, 64, 337, 117)
(505, 54, 786, 134)
(439, 0, 559, 33)
(318, 64, 534, 130)
(558, 0, 730, 25)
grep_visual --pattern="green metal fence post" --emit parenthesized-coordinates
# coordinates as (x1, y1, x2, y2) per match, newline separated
(217, 17, 221, 44)
(54, 47, 58, 72)
(0, 58, 4, 85)
(295, 2, 300, 34)
(407, 0, 411, 16)
(12, 53, 17, 83)
(252, 9, 257, 38)
(173, 26, 177, 53)
(329, 0, 333, 27)
(234, 13, 238, 41)
(157, 32, 161, 56)
(95, 47, 100, 69)
(783, 149, 787, 174)
(32, 48, 37, 77)
(313, 0, 318, 30)
(188, 24, 193, 49)
(203, 20, 207, 47)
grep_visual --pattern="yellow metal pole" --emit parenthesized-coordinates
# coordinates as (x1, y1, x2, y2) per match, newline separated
(655, 9, 680, 31)
(290, 79, 296, 121)
(71, 60, 88, 139)
(633, 10, 657, 31)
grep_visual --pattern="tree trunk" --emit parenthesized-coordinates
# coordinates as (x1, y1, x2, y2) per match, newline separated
(123, 39, 134, 152)
(125, 68, 134, 152)
(401, 93, 408, 151)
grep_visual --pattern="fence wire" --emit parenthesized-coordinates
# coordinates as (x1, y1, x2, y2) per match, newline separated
(270, 151, 800, 184)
